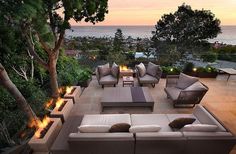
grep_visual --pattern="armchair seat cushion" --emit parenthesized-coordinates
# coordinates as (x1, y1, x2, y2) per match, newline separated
(99, 75, 118, 85)
(139, 74, 158, 84)
(164, 87, 182, 101)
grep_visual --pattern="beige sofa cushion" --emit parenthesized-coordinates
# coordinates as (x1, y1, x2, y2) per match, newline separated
(183, 132, 233, 137)
(111, 62, 119, 78)
(98, 63, 110, 77)
(139, 74, 158, 84)
(182, 124, 218, 132)
(176, 73, 198, 89)
(146, 62, 158, 77)
(185, 81, 208, 91)
(78, 125, 111, 133)
(99, 75, 118, 85)
(136, 63, 146, 77)
(164, 87, 182, 101)
(129, 125, 161, 133)
(193, 105, 226, 132)
(136, 132, 183, 138)
(81, 114, 131, 126)
(131, 114, 172, 132)
(69, 132, 134, 141)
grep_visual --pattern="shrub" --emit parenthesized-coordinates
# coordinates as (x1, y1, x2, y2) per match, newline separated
(201, 52, 217, 62)
(183, 62, 195, 73)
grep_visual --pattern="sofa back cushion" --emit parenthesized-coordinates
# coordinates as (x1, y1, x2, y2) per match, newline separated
(185, 81, 208, 91)
(111, 62, 119, 78)
(146, 62, 159, 77)
(176, 73, 198, 89)
(129, 125, 161, 133)
(193, 105, 226, 132)
(136, 63, 146, 77)
(109, 123, 131, 132)
(98, 63, 110, 77)
(182, 124, 218, 132)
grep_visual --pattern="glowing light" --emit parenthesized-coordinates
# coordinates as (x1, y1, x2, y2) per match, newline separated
(170, 68, 173, 72)
(55, 98, 64, 109)
(193, 68, 197, 72)
(120, 65, 128, 71)
(66, 86, 73, 94)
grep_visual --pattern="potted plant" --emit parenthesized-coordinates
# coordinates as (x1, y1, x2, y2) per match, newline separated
(161, 66, 181, 78)
(196, 66, 217, 78)
(77, 68, 92, 87)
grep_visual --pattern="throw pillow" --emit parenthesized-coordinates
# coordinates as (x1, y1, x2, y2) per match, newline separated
(109, 123, 131, 132)
(129, 125, 161, 133)
(136, 63, 146, 77)
(111, 62, 119, 78)
(185, 81, 208, 91)
(78, 125, 111, 133)
(98, 63, 110, 77)
(182, 124, 218, 132)
(169, 117, 196, 129)
(176, 73, 198, 89)
(146, 62, 159, 77)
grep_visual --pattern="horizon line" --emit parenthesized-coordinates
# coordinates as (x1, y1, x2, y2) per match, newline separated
(71, 24, 236, 27)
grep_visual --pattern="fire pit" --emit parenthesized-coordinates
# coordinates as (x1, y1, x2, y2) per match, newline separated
(50, 98, 73, 123)
(28, 117, 62, 152)
(119, 65, 134, 77)
(64, 86, 82, 104)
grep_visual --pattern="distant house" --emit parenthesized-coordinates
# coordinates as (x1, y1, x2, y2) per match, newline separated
(64, 50, 81, 59)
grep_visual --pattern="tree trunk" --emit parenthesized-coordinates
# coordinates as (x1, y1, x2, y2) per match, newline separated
(0, 63, 39, 125)
(48, 55, 59, 100)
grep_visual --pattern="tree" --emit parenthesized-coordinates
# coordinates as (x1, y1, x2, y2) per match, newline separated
(1, 0, 108, 100)
(0, 63, 39, 125)
(108, 29, 127, 64)
(152, 3, 221, 61)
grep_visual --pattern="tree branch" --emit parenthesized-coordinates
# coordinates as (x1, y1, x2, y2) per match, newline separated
(24, 33, 49, 70)
(54, 31, 65, 59)
(36, 33, 52, 54)
(12, 66, 28, 81)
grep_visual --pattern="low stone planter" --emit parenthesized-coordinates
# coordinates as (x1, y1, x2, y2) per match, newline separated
(50, 98, 73, 123)
(28, 118, 62, 152)
(64, 86, 82, 104)
(197, 72, 218, 78)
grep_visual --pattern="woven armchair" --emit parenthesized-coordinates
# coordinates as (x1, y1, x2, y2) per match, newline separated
(164, 74, 209, 108)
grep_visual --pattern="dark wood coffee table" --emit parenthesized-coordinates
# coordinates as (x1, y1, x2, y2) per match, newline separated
(101, 87, 154, 111)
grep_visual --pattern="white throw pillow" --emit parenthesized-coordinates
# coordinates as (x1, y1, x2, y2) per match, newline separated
(182, 124, 218, 132)
(129, 125, 161, 133)
(78, 125, 111, 133)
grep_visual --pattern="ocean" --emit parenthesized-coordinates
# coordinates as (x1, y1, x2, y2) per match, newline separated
(66, 25, 236, 45)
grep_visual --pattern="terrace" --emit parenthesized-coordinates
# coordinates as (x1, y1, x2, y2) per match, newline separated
(48, 73, 236, 154)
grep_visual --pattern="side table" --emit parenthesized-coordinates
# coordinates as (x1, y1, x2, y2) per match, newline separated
(123, 76, 134, 87)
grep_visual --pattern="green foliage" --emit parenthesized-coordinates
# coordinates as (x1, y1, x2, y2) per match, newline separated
(113, 29, 125, 52)
(212, 45, 236, 62)
(152, 3, 221, 63)
(153, 4, 221, 44)
(196, 65, 217, 73)
(57, 54, 82, 86)
(77, 68, 92, 82)
(201, 51, 217, 62)
(161, 66, 181, 74)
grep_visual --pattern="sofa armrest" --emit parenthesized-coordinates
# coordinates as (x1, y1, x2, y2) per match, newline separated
(155, 66, 163, 79)
(95, 68, 100, 83)
(176, 90, 207, 105)
(166, 75, 179, 87)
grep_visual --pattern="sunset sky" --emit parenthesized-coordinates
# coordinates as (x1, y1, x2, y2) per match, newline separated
(70, 0, 236, 26)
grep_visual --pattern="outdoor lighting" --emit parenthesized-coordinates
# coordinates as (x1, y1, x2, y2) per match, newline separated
(170, 68, 173, 72)
(193, 68, 197, 72)
(119, 65, 128, 71)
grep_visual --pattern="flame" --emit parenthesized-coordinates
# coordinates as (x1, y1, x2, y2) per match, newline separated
(58, 87, 65, 94)
(55, 98, 64, 109)
(120, 65, 128, 71)
(45, 99, 53, 109)
(35, 116, 50, 139)
(66, 86, 73, 94)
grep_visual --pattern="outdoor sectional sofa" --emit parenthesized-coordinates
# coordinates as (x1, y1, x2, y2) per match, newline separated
(65, 105, 236, 154)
